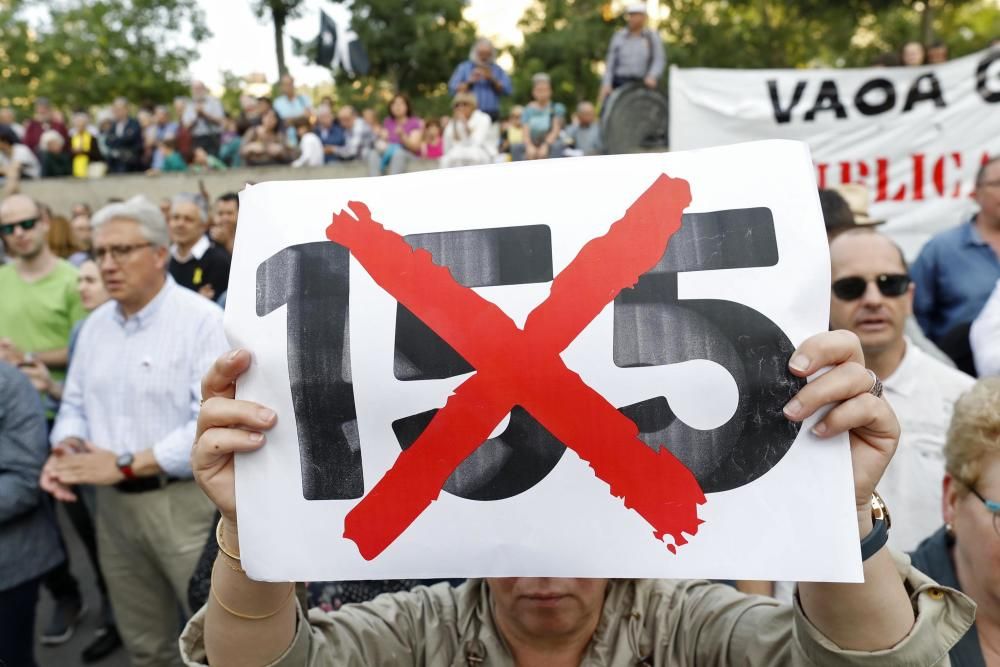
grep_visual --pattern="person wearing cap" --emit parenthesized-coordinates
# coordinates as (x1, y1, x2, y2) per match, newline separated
(829, 228, 973, 551)
(599, 4, 666, 105)
(41, 195, 226, 666)
(441, 92, 496, 169)
(448, 38, 513, 123)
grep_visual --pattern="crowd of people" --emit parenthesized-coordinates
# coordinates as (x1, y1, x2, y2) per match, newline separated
(1, 4, 999, 667)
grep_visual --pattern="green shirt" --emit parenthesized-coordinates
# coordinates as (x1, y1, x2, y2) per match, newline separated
(162, 152, 188, 172)
(0, 260, 86, 381)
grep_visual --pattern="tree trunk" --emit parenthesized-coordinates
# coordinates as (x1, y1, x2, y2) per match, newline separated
(273, 12, 287, 76)
(921, 0, 934, 47)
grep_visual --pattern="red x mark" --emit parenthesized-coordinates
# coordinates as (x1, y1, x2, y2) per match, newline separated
(326, 174, 705, 560)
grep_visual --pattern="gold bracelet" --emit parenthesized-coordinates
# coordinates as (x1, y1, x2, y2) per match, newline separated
(216, 517, 241, 561)
(219, 552, 245, 574)
(210, 567, 295, 620)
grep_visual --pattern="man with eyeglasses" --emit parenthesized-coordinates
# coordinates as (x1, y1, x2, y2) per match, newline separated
(830, 228, 974, 551)
(911, 156, 1000, 347)
(40, 195, 226, 666)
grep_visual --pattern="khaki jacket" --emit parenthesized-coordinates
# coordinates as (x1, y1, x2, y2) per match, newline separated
(181, 552, 974, 666)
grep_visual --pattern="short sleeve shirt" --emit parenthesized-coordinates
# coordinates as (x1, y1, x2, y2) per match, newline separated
(274, 94, 312, 120)
(0, 260, 86, 381)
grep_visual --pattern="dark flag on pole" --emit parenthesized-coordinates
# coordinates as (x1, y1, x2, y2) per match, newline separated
(315, 8, 369, 77)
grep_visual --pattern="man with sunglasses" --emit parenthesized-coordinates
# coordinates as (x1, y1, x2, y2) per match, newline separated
(0, 193, 91, 645)
(911, 156, 1000, 347)
(830, 229, 974, 551)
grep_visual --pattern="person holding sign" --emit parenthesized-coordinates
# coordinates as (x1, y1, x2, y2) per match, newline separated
(181, 332, 974, 667)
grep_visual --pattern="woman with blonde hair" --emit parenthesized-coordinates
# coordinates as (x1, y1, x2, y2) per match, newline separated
(45, 215, 80, 260)
(910, 377, 1000, 666)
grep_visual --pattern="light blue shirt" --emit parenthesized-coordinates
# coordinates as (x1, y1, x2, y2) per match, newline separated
(51, 276, 228, 477)
(911, 217, 1000, 342)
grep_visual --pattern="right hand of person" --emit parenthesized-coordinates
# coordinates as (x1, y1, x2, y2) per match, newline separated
(192, 350, 277, 527)
(40, 439, 86, 502)
(598, 83, 612, 104)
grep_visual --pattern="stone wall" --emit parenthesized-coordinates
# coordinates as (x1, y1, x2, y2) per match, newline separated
(19, 160, 439, 215)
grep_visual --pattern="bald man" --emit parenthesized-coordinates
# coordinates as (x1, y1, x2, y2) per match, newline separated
(829, 229, 973, 551)
(0, 194, 86, 375)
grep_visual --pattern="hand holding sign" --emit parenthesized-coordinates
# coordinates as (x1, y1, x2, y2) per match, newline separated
(224, 142, 861, 581)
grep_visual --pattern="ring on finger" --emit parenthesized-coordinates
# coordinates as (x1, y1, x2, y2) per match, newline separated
(865, 369, 884, 399)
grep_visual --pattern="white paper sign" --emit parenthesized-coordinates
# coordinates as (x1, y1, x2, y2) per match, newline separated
(670, 48, 1000, 258)
(227, 140, 860, 583)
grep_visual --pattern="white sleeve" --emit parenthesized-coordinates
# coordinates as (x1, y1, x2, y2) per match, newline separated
(971, 278, 1000, 377)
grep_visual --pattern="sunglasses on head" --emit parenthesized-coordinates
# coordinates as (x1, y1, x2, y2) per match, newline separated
(0, 218, 39, 236)
(832, 273, 911, 301)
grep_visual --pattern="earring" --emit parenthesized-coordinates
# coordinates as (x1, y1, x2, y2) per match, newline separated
(945, 523, 954, 536)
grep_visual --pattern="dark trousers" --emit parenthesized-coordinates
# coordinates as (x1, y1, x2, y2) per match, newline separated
(43, 493, 112, 624)
(0, 576, 41, 667)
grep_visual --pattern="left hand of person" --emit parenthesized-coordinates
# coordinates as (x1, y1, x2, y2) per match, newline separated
(783, 330, 899, 533)
(644, 76, 657, 89)
(18, 359, 52, 394)
(51, 441, 125, 486)
(199, 283, 217, 300)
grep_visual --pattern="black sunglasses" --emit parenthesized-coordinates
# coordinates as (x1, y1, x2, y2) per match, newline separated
(0, 218, 39, 236)
(832, 274, 911, 301)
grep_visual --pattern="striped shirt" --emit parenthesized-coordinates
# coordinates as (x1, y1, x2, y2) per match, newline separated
(602, 28, 667, 86)
(51, 276, 228, 477)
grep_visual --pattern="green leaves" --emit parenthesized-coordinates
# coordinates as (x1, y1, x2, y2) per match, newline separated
(0, 0, 209, 112)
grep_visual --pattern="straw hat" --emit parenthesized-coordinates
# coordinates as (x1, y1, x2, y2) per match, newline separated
(834, 183, 884, 226)
(451, 91, 477, 109)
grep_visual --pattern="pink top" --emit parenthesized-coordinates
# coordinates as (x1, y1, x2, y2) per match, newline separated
(384, 116, 424, 148)
(422, 138, 443, 159)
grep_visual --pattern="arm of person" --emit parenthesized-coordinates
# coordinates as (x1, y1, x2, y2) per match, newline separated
(332, 128, 363, 160)
(647, 32, 667, 83)
(1, 159, 23, 197)
(970, 278, 1000, 376)
(493, 66, 513, 96)
(908, 245, 937, 339)
(400, 124, 424, 154)
(448, 62, 472, 95)
(543, 114, 564, 147)
(0, 366, 49, 523)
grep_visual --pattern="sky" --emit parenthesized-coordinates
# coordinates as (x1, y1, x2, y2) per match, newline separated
(189, 0, 535, 89)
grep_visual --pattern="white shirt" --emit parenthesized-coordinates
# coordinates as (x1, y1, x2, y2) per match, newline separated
(0, 143, 42, 179)
(970, 278, 1000, 377)
(51, 276, 228, 477)
(292, 132, 324, 168)
(443, 109, 496, 157)
(171, 234, 211, 263)
(880, 338, 974, 551)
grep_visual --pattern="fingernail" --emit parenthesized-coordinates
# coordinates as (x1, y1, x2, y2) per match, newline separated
(812, 422, 828, 436)
(789, 354, 810, 373)
(783, 398, 803, 418)
(228, 349, 242, 361)
(248, 432, 264, 443)
(257, 408, 276, 423)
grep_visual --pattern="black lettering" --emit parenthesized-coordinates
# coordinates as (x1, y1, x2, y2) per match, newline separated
(256, 242, 362, 500)
(767, 79, 807, 124)
(854, 78, 896, 116)
(977, 50, 1000, 103)
(803, 80, 848, 121)
(613, 208, 805, 493)
(902, 73, 946, 112)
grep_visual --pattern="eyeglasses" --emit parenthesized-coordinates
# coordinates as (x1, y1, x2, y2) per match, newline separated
(92, 242, 153, 263)
(968, 486, 1000, 538)
(831, 274, 911, 301)
(0, 218, 39, 236)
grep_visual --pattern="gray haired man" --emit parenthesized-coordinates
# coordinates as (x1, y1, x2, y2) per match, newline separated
(41, 195, 227, 666)
(598, 4, 666, 104)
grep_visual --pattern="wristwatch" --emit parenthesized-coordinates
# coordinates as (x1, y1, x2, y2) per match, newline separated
(116, 453, 136, 480)
(860, 490, 891, 561)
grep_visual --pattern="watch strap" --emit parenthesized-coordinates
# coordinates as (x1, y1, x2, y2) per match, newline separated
(860, 515, 888, 561)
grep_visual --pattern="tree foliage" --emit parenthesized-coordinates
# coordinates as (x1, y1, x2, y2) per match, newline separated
(0, 0, 209, 113)
(252, 0, 307, 77)
(660, 0, 1000, 69)
(330, 0, 477, 117)
(511, 0, 617, 110)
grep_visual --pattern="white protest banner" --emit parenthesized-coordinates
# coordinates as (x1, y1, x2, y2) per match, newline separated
(670, 48, 1000, 257)
(227, 140, 860, 583)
